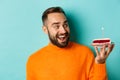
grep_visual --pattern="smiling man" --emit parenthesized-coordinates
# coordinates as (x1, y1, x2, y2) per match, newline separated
(26, 7, 114, 80)
(42, 8, 70, 48)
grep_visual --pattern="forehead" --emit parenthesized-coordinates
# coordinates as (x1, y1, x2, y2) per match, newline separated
(47, 13, 67, 24)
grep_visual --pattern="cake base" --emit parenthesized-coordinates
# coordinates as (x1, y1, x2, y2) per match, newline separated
(92, 38, 111, 46)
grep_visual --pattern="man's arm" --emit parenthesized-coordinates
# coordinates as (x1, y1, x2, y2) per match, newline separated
(89, 43, 114, 80)
(87, 49, 108, 80)
(26, 56, 35, 80)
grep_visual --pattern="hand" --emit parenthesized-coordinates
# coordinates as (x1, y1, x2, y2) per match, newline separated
(93, 43, 114, 64)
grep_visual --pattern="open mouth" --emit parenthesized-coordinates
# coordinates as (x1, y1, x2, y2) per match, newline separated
(57, 34, 68, 43)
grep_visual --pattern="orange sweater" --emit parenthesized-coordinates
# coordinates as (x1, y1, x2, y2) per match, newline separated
(26, 42, 107, 80)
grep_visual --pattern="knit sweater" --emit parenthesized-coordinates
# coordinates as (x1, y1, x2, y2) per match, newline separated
(26, 42, 107, 80)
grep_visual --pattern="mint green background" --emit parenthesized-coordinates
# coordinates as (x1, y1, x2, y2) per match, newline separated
(0, 0, 120, 80)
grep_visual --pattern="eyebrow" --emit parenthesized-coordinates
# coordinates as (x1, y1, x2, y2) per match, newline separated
(52, 20, 68, 26)
(64, 20, 68, 23)
(52, 22, 60, 26)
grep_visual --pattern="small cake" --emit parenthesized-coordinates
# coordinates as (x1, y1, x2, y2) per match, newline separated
(92, 38, 111, 46)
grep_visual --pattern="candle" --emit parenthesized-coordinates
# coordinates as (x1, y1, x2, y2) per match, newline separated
(101, 26, 104, 38)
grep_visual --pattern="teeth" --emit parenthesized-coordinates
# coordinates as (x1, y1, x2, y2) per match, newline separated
(59, 35, 65, 38)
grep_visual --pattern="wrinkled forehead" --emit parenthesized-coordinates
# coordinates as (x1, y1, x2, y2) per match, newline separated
(46, 13, 67, 25)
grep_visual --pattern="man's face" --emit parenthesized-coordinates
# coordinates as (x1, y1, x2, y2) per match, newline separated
(43, 13, 70, 48)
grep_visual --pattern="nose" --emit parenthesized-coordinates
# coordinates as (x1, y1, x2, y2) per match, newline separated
(59, 26, 66, 33)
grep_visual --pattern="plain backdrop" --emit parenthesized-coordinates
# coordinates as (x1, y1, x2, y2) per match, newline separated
(0, 0, 120, 80)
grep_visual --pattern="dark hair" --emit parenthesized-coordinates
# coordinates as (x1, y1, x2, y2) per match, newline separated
(42, 7, 66, 25)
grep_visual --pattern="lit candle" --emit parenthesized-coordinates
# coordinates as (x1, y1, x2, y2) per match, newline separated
(101, 26, 104, 38)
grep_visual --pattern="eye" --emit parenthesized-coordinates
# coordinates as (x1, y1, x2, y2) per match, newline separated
(63, 23, 68, 28)
(53, 25, 59, 29)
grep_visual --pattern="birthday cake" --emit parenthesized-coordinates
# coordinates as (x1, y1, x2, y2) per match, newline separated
(92, 38, 111, 46)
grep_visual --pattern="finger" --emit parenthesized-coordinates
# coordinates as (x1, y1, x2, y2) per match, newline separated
(100, 45, 106, 55)
(110, 43, 115, 52)
(106, 45, 111, 56)
(106, 44, 115, 56)
(94, 46, 99, 56)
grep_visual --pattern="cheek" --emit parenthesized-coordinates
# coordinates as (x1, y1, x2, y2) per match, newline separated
(67, 27, 70, 33)
(49, 28, 58, 36)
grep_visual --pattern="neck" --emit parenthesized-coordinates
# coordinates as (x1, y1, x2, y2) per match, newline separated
(48, 41, 72, 50)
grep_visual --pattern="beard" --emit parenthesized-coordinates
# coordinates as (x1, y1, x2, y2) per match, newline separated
(47, 30, 70, 48)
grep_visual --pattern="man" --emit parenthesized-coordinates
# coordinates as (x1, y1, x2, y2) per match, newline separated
(26, 7, 114, 80)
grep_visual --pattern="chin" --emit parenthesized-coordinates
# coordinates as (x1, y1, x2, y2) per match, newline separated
(59, 42, 69, 48)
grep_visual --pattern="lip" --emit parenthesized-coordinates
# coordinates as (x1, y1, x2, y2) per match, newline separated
(57, 35, 68, 43)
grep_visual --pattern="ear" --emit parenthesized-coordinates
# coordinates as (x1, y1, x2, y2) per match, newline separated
(42, 25, 48, 34)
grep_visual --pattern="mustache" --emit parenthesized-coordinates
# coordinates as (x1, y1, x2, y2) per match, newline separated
(56, 32, 69, 37)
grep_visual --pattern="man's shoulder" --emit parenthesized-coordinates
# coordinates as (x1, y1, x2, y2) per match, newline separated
(27, 45, 48, 61)
(71, 42, 93, 54)
(71, 42, 90, 50)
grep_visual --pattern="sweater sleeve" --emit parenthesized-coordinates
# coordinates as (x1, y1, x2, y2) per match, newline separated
(26, 56, 35, 80)
(87, 48, 108, 80)
(93, 63, 108, 80)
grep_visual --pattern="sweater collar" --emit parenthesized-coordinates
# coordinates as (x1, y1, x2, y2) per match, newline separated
(47, 42, 73, 50)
